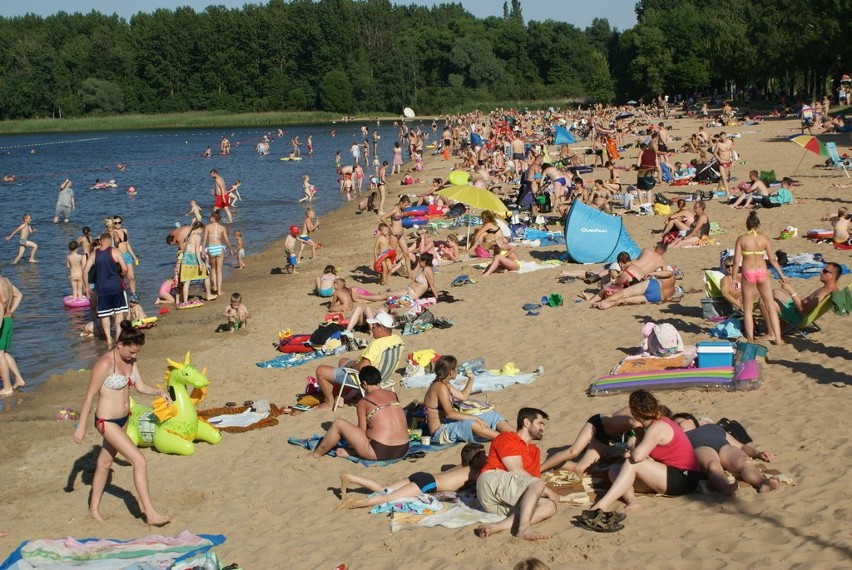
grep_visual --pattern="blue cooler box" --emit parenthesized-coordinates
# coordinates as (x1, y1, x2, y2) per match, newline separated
(697, 341, 735, 368)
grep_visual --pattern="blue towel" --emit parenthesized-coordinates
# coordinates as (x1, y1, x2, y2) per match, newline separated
(770, 262, 849, 280)
(287, 435, 457, 467)
(256, 346, 347, 369)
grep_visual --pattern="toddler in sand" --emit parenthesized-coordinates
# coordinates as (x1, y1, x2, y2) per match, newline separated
(284, 225, 299, 273)
(822, 207, 850, 245)
(221, 292, 251, 331)
(65, 240, 86, 300)
(234, 230, 246, 269)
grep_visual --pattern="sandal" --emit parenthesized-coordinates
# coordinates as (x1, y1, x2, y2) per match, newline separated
(572, 509, 625, 533)
(581, 509, 626, 524)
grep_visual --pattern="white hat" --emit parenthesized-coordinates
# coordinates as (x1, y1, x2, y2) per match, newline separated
(366, 311, 395, 329)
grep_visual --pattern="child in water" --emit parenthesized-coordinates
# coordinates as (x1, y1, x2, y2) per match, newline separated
(300, 175, 315, 203)
(66, 241, 86, 300)
(234, 230, 246, 268)
(185, 200, 203, 222)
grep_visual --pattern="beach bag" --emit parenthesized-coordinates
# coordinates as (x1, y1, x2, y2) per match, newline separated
(474, 246, 491, 258)
(447, 203, 467, 218)
(452, 399, 495, 415)
(654, 192, 673, 206)
(309, 322, 344, 347)
(653, 203, 672, 216)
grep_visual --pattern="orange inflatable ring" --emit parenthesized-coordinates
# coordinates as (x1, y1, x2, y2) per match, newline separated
(373, 250, 397, 273)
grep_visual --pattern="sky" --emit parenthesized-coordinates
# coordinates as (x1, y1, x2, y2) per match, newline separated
(0, 1, 638, 31)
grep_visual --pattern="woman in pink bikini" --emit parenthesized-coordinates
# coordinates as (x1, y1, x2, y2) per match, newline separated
(731, 211, 787, 344)
(72, 321, 172, 525)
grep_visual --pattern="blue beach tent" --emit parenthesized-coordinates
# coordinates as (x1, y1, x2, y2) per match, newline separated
(563, 201, 641, 263)
(554, 125, 577, 145)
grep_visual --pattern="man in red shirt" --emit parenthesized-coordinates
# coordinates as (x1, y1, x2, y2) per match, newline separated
(474, 407, 558, 541)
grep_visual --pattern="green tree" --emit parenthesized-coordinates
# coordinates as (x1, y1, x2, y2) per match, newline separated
(318, 69, 354, 112)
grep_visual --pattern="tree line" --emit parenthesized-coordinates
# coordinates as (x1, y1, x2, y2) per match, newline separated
(0, 0, 848, 120)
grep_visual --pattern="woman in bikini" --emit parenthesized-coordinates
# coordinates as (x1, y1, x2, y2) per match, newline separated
(203, 212, 231, 296)
(6, 213, 37, 264)
(76, 226, 94, 257)
(423, 355, 512, 445)
(467, 210, 501, 252)
(380, 196, 414, 278)
(379, 252, 437, 301)
(310, 366, 410, 461)
(106, 216, 138, 296)
(72, 321, 171, 525)
(731, 211, 787, 344)
(181, 219, 214, 303)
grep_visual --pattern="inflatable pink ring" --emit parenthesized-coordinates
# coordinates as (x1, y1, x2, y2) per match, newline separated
(63, 295, 90, 308)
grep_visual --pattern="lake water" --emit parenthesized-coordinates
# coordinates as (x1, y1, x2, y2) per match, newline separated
(0, 122, 412, 406)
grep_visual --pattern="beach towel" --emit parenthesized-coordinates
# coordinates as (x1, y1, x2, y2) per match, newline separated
(389, 492, 503, 533)
(368, 493, 442, 515)
(256, 345, 347, 368)
(1, 531, 225, 570)
(402, 366, 544, 391)
(287, 435, 457, 467)
(770, 260, 849, 280)
(543, 470, 596, 505)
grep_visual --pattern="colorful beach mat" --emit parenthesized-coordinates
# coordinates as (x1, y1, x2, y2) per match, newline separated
(256, 345, 347, 369)
(287, 434, 457, 467)
(589, 366, 736, 396)
(1, 530, 225, 569)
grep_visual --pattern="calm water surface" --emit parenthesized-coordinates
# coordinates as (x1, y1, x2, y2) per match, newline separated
(0, 122, 416, 408)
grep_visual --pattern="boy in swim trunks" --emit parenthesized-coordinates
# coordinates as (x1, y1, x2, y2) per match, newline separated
(222, 292, 250, 331)
(284, 226, 300, 274)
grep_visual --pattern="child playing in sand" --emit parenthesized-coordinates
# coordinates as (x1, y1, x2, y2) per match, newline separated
(357, 192, 378, 214)
(234, 230, 246, 269)
(66, 240, 86, 300)
(336, 443, 487, 510)
(284, 225, 299, 273)
(221, 292, 251, 331)
(128, 298, 150, 327)
(374, 223, 394, 285)
(297, 206, 320, 260)
(540, 406, 640, 475)
(832, 207, 850, 245)
(154, 278, 178, 305)
(300, 175, 315, 203)
(316, 265, 337, 297)
(185, 200, 203, 222)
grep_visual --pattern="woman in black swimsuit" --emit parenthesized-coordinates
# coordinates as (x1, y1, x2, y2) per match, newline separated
(311, 366, 410, 461)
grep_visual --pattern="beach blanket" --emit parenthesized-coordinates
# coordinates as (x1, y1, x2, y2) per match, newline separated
(770, 260, 849, 280)
(1, 531, 225, 570)
(369, 493, 443, 515)
(287, 435, 457, 467)
(389, 492, 503, 533)
(256, 345, 347, 368)
(543, 470, 596, 505)
(402, 366, 543, 391)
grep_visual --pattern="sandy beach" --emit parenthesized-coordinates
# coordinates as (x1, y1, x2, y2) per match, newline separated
(1, 115, 850, 569)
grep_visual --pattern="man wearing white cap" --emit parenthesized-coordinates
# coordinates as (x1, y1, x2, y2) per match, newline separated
(314, 310, 402, 411)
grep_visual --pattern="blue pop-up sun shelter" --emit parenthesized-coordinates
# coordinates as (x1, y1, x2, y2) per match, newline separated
(554, 125, 577, 145)
(563, 201, 641, 263)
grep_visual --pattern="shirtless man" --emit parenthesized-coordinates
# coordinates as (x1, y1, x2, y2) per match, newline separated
(730, 171, 770, 209)
(167, 224, 192, 252)
(614, 242, 667, 287)
(712, 132, 735, 193)
(593, 270, 678, 310)
(510, 133, 526, 161)
(0, 269, 25, 396)
(210, 169, 232, 223)
(772, 262, 841, 329)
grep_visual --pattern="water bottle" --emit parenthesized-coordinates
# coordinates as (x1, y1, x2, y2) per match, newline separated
(459, 357, 485, 374)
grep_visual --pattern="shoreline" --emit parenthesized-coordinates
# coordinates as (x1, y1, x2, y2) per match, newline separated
(2, 115, 851, 568)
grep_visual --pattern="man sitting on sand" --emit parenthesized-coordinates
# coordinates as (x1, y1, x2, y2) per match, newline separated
(313, 311, 402, 411)
(474, 407, 558, 541)
(672, 413, 780, 495)
(772, 262, 841, 328)
(729, 170, 770, 209)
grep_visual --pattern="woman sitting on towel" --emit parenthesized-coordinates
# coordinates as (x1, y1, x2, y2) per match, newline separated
(336, 443, 487, 510)
(467, 210, 501, 252)
(310, 366, 410, 461)
(579, 390, 701, 527)
(423, 356, 513, 445)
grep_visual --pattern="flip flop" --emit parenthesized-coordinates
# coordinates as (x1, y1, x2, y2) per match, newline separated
(525, 311, 540, 317)
(522, 303, 542, 311)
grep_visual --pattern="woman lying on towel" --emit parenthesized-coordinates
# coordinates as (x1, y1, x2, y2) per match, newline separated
(423, 356, 513, 445)
(335, 443, 487, 509)
(540, 406, 640, 476)
(310, 366, 410, 461)
(592, 270, 678, 310)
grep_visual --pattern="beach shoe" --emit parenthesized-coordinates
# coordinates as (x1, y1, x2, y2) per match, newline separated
(522, 303, 542, 311)
(525, 311, 540, 317)
(583, 271, 602, 284)
(557, 276, 576, 284)
(573, 509, 625, 533)
(451, 274, 476, 287)
(581, 509, 627, 524)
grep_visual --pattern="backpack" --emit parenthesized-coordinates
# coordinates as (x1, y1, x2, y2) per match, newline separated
(654, 192, 672, 206)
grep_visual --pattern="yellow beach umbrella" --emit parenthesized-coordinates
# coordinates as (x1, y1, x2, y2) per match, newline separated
(436, 185, 510, 216)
